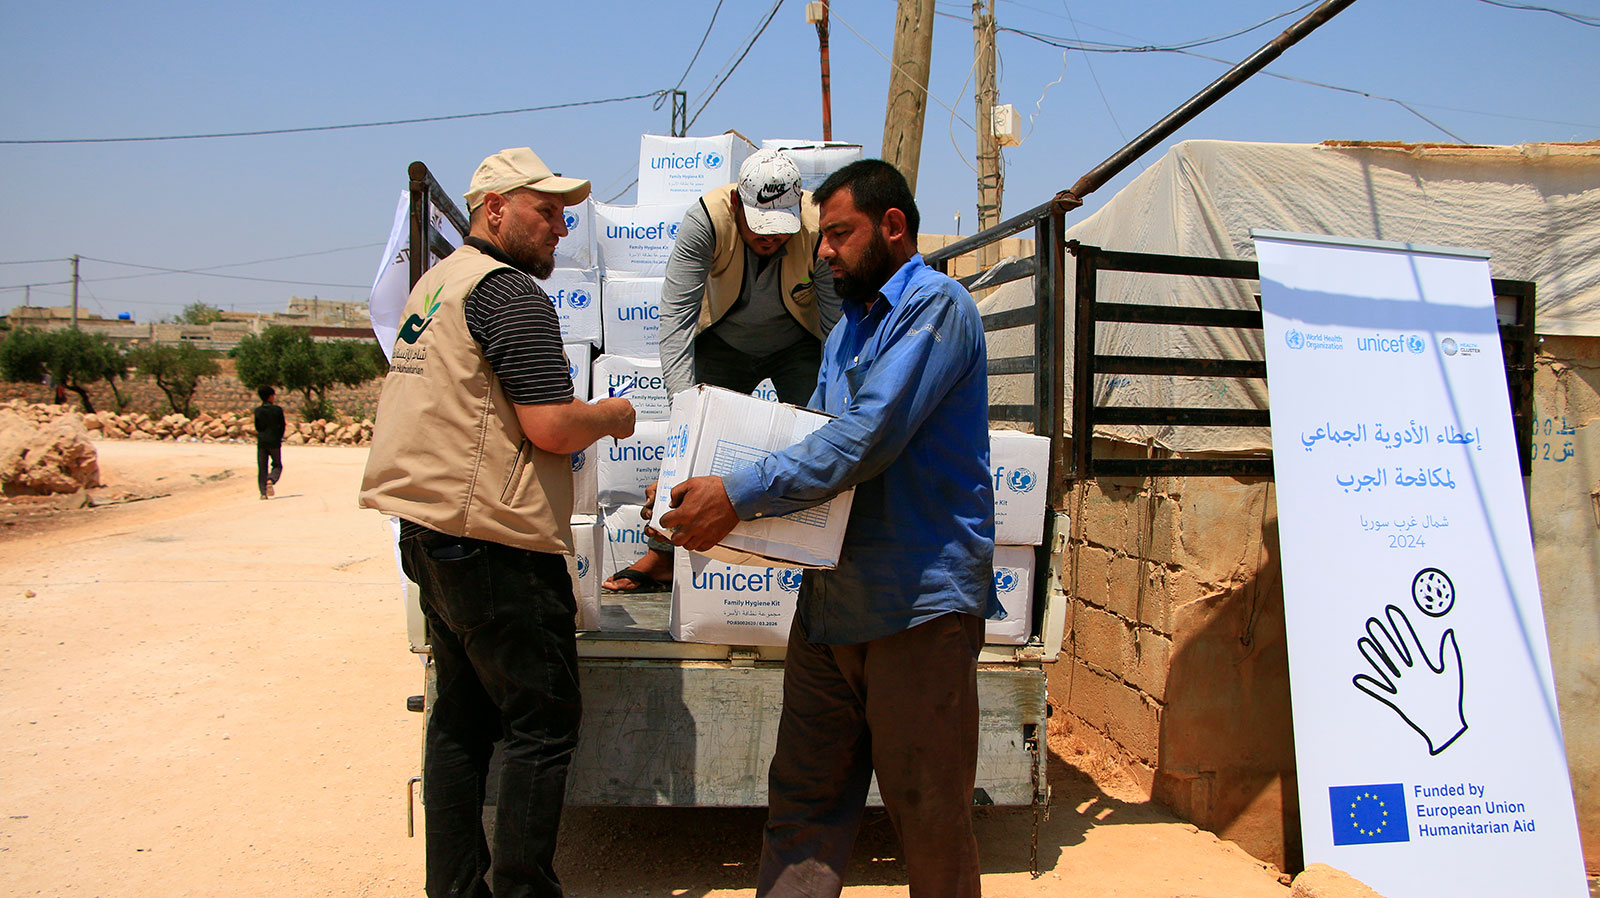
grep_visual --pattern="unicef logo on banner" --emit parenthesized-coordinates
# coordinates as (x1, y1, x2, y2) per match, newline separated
(1406, 334, 1426, 354)
(704, 152, 723, 168)
(1007, 467, 1037, 494)
(563, 210, 579, 231)
(575, 554, 590, 579)
(568, 288, 592, 310)
(778, 569, 803, 593)
(1286, 328, 1306, 350)
(571, 449, 586, 472)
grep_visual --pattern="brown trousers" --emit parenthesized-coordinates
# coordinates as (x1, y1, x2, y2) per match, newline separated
(757, 611, 984, 898)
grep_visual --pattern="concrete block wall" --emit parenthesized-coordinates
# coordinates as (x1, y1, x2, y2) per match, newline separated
(1048, 443, 1299, 868)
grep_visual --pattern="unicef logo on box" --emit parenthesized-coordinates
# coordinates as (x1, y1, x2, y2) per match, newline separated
(669, 221, 681, 240)
(568, 288, 592, 310)
(994, 567, 1020, 594)
(1007, 467, 1037, 494)
(575, 553, 590, 578)
(563, 210, 580, 231)
(778, 569, 803, 593)
(1406, 334, 1426, 354)
(704, 152, 723, 168)
(667, 424, 690, 458)
(571, 449, 587, 472)
(1286, 328, 1305, 350)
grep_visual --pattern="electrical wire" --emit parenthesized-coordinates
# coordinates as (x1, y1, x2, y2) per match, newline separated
(0, 257, 71, 266)
(0, 92, 668, 146)
(1058, 1, 1129, 143)
(77, 243, 384, 284)
(1474, 0, 1600, 26)
(686, 0, 786, 132)
(830, 5, 976, 131)
(675, 0, 729, 90)
(998, 0, 1320, 54)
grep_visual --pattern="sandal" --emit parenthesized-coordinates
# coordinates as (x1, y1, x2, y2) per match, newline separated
(602, 568, 670, 593)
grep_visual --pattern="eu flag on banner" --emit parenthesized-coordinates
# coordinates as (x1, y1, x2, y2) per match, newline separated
(1329, 783, 1410, 846)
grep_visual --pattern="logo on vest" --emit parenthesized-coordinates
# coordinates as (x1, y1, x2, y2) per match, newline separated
(398, 285, 444, 345)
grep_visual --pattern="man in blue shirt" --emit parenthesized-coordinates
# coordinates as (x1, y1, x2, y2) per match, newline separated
(660, 159, 996, 897)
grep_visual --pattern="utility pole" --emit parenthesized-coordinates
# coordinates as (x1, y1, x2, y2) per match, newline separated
(881, 0, 935, 193)
(70, 254, 80, 330)
(806, 2, 834, 141)
(973, 0, 1003, 272)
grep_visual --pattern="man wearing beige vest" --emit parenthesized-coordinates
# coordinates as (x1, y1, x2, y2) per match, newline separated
(359, 147, 635, 898)
(602, 148, 841, 592)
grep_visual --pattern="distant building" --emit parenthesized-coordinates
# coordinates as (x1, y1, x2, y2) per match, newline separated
(1, 295, 375, 351)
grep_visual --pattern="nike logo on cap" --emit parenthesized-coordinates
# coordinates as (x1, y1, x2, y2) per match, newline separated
(756, 183, 791, 205)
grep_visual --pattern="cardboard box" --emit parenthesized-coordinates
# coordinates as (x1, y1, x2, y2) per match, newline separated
(762, 139, 865, 192)
(571, 443, 598, 516)
(545, 268, 602, 347)
(590, 354, 671, 421)
(670, 549, 803, 646)
(553, 198, 594, 270)
(564, 342, 592, 399)
(593, 201, 692, 276)
(638, 133, 754, 205)
(990, 430, 1050, 545)
(567, 515, 603, 630)
(597, 420, 669, 506)
(986, 545, 1035, 645)
(602, 504, 652, 579)
(652, 385, 854, 568)
(600, 275, 663, 359)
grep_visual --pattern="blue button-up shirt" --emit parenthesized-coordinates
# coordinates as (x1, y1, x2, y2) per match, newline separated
(722, 254, 997, 644)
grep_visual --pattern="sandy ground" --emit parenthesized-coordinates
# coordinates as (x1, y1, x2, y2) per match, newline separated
(0, 439, 1296, 897)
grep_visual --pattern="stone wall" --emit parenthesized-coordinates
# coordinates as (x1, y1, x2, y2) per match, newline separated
(1, 359, 384, 423)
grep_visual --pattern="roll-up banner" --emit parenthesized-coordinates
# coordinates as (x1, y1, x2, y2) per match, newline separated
(1255, 230, 1585, 897)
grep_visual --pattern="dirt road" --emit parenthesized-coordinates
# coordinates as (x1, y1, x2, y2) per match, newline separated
(0, 440, 1291, 896)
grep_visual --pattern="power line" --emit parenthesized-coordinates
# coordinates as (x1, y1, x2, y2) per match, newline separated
(77, 242, 385, 284)
(0, 257, 71, 266)
(77, 259, 369, 289)
(1474, 0, 1600, 26)
(997, 0, 1321, 53)
(675, 0, 729, 91)
(831, 6, 976, 131)
(687, 0, 786, 132)
(0, 92, 668, 146)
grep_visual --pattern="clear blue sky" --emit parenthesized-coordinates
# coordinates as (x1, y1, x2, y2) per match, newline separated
(2, 0, 1595, 322)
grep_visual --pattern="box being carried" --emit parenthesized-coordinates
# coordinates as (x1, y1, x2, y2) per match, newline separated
(653, 385, 854, 568)
(670, 550, 802, 646)
(986, 545, 1035, 645)
(566, 515, 603, 630)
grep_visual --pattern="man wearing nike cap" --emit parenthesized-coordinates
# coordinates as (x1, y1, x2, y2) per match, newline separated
(360, 146, 634, 898)
(603, 147, 841, 593)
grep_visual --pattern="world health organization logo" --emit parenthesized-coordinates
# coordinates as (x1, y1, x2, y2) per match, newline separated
(705, 152, 723, 168)
(563, 211, 579, 230)
(994, 568, 1019, 593)
(1329, 783, 1409, 845)
(1285, 328, 1306, 350)
(1406, 335, 1426, 354)
(778, 569, 804, 593)
(1008, 468, 1037, 493)
(569, 288, 592, 310)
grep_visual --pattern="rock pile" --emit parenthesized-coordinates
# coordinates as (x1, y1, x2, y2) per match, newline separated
(0, 406, 102, 495)
(1, 400, 374, 447)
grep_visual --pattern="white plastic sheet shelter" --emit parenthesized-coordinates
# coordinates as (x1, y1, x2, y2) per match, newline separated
(981, 140, 1600, 452)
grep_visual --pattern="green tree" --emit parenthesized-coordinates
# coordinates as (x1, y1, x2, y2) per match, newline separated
(179, 302, 224, 325)
(130, 343, 219, 417)
(231, 325, 384, 421)
(0, 327, 126, 413)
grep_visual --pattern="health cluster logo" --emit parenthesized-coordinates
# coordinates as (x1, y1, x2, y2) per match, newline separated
(778, 569, 804, 593)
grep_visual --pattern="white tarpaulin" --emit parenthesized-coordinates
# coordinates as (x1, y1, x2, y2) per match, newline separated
(981, 140, 1600, 452)
(1259, 232, 1587, 897)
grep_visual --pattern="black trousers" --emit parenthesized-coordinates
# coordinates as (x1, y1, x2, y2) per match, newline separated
(255, 443, 282, 495)
(400, 531, 581, 898)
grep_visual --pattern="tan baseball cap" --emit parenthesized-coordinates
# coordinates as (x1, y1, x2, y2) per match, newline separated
(464, 147, 590, 210)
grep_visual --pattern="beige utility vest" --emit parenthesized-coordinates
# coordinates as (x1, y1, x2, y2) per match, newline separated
(358, 244, 573, 554)
(698, 183, 825, 339)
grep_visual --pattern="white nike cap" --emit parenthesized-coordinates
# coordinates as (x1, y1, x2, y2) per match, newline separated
(736, 149, 803, 235)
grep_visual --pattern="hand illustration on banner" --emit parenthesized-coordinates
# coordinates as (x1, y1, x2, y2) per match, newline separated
(1352, 587, 1467, 756)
